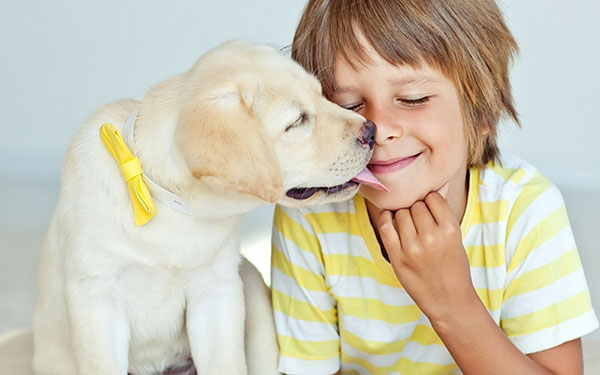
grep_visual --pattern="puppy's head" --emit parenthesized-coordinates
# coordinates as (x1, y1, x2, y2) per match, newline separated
(176, 40, 375, 206)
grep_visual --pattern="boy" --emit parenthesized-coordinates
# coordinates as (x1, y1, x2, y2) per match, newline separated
(271, 0, 598, 374)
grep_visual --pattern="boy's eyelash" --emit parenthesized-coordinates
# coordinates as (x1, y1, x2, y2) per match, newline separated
(344, 104, 363, 112)
(399, 96, 430, 105)
(343, 96, 430, 112)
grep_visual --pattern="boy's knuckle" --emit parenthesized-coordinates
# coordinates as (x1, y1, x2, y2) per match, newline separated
(443, 223, 460, 237)
(421, 233, 436, 247)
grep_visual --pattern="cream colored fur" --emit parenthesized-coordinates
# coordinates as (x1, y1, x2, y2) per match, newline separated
(32, 40, 373, 375)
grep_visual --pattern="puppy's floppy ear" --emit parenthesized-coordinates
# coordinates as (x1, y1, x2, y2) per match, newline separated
(176, 80, 283, 203)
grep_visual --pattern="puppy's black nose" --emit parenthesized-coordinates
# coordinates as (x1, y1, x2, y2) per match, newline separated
(359, 120, 376, 150)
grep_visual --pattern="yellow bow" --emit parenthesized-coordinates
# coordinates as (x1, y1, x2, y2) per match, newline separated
(99, 123, 157, 226)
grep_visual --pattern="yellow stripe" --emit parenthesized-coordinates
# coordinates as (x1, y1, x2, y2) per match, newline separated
(322, 254, 403, 288)
(322, 254, 377, 277)
(501, 291, 593, 336)
(341, 352, 458, 375)
(338, 296, 422, 324)
(507, 206, 570, 273)
(277, 334, 339, 361)
(339, 323, 443, 356)
(271, 288, 336, 323)
(489, 164, 529, 185)
(465, 243, 505, 268)
(475, 287, 504, 311)
(273, 207, 323, 259)
(469, 200, 510, 226)
(480, 200, 509, 223)
(271, 247, 328, 292)
(505, 172, 553, 237)
(304, 211, 362, 235)
(504, 248, 581, 300)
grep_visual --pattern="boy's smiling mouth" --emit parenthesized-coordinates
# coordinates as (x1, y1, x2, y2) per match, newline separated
(368, 152, 422, 174)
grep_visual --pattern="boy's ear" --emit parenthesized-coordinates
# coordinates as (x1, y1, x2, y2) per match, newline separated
(175, 83, 283, 203)
(481, 122, 490, 135)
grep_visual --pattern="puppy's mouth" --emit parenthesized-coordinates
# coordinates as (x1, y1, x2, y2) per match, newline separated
(285, 167, 388, 201)
(285, 180, 359, 200)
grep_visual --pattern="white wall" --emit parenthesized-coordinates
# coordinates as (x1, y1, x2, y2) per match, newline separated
(1, 0, 599, 190)
(499, 0, 600, 190)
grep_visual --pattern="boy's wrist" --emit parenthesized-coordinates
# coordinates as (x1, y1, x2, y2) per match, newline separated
(426, 288, 487, 334)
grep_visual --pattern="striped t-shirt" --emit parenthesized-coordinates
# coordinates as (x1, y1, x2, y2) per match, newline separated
(271, 154, 598, 375)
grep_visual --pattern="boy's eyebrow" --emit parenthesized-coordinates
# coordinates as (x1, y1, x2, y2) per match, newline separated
(334, 75, 439, 94)
(388, 76, 439, 86)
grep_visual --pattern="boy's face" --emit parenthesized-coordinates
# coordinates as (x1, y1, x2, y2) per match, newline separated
(331, 51, 469, 211)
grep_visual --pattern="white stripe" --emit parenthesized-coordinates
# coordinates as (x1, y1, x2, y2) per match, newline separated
(505, 184, 564, 258)
(277, 205, 321, 235)
(279, 355, 340, 375)
(317, 232, 373, 261)
(327, 275, 414, 306)
(510, 310, 599, 354)
(483, 153, 537, 191)
(274, 310, 339, 342)
(463, 222, 507, 248)
(502, 268, 589, 318)
(271, 267, 335, 310)
(506, 225, 577, 283)
(477, 181, 518, 203)
(340, 314, 428, 343)
(273, 229, 326, 276)
(470, 264, 506, 290)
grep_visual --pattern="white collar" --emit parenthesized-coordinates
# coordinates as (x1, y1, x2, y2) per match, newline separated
(123, 108, 195, 216)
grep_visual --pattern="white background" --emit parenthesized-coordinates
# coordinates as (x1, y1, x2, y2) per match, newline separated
(1, 0, 599, 351)
(1, 0, 599, 189)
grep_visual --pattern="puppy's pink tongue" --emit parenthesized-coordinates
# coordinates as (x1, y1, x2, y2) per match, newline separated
(352, 168, 389, 192)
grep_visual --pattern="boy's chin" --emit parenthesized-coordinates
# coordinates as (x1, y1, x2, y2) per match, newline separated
(360, 187, 418, 211)
(360, 183, 449, 211)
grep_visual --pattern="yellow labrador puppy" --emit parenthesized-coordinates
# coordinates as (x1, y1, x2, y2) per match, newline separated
(32, 40, 382, 375)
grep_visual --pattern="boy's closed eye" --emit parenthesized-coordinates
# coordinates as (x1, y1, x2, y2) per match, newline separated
(396, 96, 431, 106)
(341, 96, 431, 112)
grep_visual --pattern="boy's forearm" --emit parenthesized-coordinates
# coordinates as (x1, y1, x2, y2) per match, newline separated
(429, 296, 555, 375)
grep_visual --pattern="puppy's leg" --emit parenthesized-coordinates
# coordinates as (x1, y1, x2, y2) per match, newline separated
(67, 289, 129, 375)
(187, 272, 247, 375)
(240, 257, 280, 375)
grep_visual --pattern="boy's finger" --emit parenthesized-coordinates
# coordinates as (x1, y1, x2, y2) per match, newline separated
(409, 200, 435, 234)
(424, 192, 454, 225)
(378, 210, 402, 254)
(394, 208, 417, 249)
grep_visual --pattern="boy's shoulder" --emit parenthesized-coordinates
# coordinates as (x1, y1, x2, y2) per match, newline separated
(473, 152, 566, 227)
(477, 152, 557, 199)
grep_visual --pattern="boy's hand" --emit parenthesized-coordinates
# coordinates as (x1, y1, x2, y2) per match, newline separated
(377, 191, 479, 323)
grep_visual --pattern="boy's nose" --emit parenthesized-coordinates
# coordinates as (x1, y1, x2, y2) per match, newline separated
(358, 120, 376, 150)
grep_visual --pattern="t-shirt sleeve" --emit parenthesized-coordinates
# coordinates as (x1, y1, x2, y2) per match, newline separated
(501, 173, 599, 353)
(270, 205, 341, 374)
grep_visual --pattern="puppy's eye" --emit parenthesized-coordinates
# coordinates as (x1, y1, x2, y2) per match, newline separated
(285, 112, 309, 132)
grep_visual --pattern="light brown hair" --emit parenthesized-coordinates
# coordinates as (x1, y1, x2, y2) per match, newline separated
(292, 0, 519, 167)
